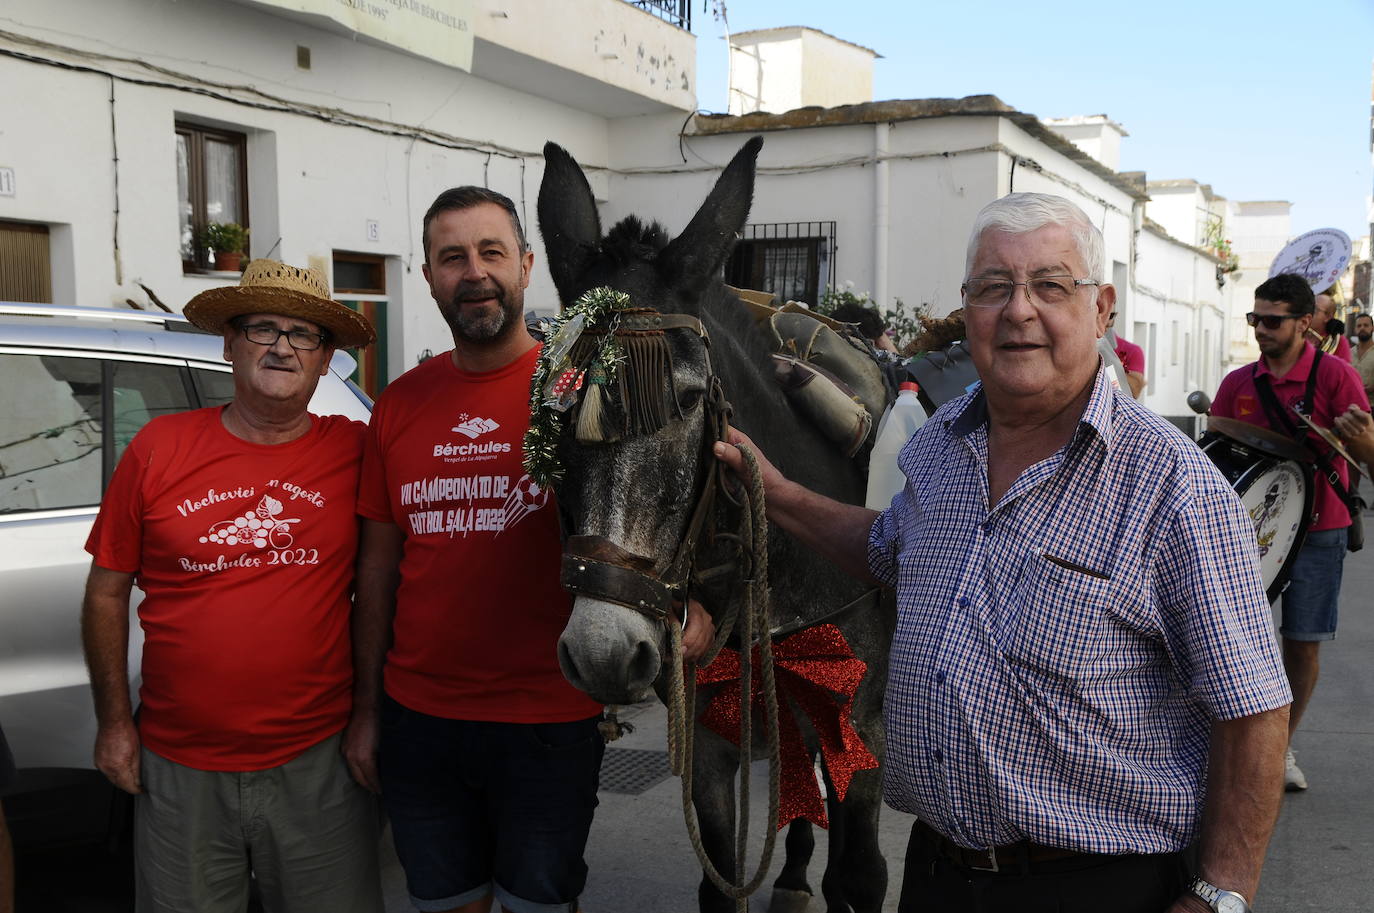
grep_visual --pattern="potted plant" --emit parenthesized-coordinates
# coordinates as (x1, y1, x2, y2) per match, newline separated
(198, 222, 249, 271)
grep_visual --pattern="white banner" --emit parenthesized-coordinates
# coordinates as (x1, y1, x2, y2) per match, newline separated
(240, 0, 473, 71)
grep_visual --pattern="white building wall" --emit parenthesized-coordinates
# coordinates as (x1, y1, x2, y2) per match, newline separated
(1132, 226, 1229, 421)
(1147, 184, 1209, 247)
(0, 0, 691, 379)
(727, 27, 875, 116)
(1223, 200, 1292, 368)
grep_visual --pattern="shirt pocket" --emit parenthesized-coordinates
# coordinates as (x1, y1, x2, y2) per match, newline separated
(1001, 552, 1112, 677)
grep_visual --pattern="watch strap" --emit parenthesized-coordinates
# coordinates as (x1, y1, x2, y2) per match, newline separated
(1189, 876, 1251, 913)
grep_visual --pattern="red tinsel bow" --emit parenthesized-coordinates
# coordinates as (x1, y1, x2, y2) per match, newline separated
(695, 623, 878, 830)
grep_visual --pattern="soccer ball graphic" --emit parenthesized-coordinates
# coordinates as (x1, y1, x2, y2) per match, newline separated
(512, 475, 550, 510)
(501, 474, 551, 534)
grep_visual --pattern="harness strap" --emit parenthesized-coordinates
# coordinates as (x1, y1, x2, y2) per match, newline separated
(561, 552, 677, 619)
(583, 312, 708, 336)
(769, 587, 883, 640)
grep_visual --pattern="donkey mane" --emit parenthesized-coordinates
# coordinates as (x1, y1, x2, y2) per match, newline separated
(599, 216, 671, 266)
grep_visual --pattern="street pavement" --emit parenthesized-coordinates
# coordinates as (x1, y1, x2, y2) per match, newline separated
(379, 539, 1374, 912)
(20, 544, 1369, 911)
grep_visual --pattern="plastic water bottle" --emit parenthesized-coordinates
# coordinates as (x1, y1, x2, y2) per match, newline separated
(865, 381, 928, 510)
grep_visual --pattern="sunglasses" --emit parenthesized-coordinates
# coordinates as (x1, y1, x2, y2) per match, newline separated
(1245, 312, 1304, 330)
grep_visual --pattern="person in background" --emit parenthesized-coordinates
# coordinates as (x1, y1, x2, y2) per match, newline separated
(1107, 310, 1146, 398)
(1308, 289, 1352, 361)
(1351, 313, 1374, 400)
(1211, 273, 1374, 793)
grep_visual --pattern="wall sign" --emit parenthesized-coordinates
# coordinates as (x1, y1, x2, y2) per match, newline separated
(235, 0, 473, 71)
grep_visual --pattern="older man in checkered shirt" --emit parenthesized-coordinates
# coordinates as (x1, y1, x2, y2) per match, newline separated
(717, 193, 1290, 913)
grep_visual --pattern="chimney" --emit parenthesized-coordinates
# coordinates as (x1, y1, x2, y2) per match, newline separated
(728, 27, 879, 115)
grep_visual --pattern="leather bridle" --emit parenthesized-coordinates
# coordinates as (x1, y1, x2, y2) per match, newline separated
(559, 313, 737, 626)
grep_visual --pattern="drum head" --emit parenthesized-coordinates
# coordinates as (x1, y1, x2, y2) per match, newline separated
(1207, 416, 1313, 463)
(1235, 461, 1309, 601)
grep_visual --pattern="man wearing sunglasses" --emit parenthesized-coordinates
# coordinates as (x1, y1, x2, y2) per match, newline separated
(718, 192, 1290, 913)
(81, 261, 384, 912)
(1212, 273, 1374, 794)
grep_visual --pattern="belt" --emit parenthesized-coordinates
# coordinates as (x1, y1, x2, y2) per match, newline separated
(914, 820, 1093, 874)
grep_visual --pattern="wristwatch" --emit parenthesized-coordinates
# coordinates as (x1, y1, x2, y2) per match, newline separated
(1189, 876, 1252, 913)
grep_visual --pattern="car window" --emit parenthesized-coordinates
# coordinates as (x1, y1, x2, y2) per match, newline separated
(189, 366, 235, 410)
(110, 360, 195, 464)
(0, 353, 102, 512)
(0, 354, 195, 514)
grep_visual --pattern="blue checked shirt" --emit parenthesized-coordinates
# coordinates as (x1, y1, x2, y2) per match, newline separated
(868, 367, 1291, 853)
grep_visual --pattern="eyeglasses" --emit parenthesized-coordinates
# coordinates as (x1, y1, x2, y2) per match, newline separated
(1245, 312, 1304, 330)
(238, 322, 328, 351)
(961, 276, 1099, 308)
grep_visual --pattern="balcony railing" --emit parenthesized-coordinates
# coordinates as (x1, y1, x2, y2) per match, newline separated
(623, 0, 691, 30)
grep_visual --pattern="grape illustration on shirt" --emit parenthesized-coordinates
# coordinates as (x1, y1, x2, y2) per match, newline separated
(200, 495, 300, 548)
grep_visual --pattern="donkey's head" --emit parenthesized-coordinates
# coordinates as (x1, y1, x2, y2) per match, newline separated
(537, 137, 762, 703)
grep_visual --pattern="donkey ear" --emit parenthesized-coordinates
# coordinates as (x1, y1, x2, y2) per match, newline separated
(538, 141, 603, 305)
(660, 136, 763, 295)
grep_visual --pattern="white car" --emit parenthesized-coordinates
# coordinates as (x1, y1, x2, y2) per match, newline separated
(0, 303, 371, 844)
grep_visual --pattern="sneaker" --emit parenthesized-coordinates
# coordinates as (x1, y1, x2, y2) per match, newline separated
(1284, 747, 1308, 792)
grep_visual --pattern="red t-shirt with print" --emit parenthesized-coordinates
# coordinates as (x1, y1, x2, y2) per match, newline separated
(1213, 342, 1370, 532)
(358, 345, 600, 723)
(86, 407, 364, 771)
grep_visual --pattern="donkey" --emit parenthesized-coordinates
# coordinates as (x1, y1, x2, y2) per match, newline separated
(537, 137, 895, 913)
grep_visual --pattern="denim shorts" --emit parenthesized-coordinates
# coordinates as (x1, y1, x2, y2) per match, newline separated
(378, 694, 604, 913)
(1279, 527, 1346, 641)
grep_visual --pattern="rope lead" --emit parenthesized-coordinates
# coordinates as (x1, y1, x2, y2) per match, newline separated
(664, 443, 781, 911)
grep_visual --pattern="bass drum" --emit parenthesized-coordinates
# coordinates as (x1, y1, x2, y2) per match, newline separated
(1198, 416, 1315, 603)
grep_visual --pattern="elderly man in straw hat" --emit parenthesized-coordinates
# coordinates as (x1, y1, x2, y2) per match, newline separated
(81, 260, 382, 913)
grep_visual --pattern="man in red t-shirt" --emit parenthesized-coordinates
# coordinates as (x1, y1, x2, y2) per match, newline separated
(1107, 311, 1146, 398)
(1212, 273, 1374, 793)
(81, 261, 381, 912)
(1309, 290, 1353, 362)
(343, 188, 707, 913)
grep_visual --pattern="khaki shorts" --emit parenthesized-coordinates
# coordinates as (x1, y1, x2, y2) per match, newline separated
(135, 732, 382, 913)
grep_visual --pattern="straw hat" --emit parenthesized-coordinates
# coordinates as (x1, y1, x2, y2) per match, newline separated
(183, 259, 376, 348)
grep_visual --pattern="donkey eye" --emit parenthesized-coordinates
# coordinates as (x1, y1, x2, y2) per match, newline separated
(678, 388, 705, 410)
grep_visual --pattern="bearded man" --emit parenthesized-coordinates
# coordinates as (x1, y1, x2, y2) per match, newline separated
(1351, 313, 1374, 399)
(342, 187, 709, 913)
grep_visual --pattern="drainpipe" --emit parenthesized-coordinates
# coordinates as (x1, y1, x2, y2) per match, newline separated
(874, 122, 890, 310)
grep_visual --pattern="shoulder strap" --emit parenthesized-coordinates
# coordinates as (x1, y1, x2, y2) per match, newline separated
(1304, 349, 1323, 417)
(1251, 363, 1301, 439)
(1252, 354, 1355, 511)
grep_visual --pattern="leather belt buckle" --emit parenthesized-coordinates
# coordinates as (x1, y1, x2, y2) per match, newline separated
(968, 846, 999, 873)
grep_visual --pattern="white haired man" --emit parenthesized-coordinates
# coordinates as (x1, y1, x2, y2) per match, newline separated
(716, 193, 1291, 913)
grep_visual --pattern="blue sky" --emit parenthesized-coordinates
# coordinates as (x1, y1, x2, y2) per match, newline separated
(689, 0, 1374, 240)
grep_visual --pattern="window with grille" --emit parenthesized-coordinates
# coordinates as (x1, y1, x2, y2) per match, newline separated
(176, 122, 248, 270)
(725, 222, 836, 307)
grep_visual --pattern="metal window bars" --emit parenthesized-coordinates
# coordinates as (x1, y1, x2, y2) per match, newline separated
(725, 221, 838, 308)
(623, 0, 691, 30)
